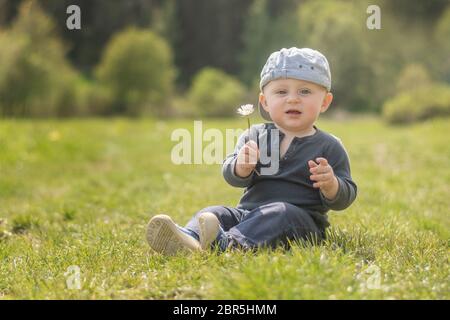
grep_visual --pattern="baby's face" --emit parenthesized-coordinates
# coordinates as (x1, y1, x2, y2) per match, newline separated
(260, 78, 332, 134)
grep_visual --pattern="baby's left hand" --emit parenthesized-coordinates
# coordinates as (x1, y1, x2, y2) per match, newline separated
(308, 157, 339, 200)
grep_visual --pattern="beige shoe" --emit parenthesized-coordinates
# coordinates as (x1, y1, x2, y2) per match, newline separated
(146, 214, 201, 255)
(198, 212, 221, 250)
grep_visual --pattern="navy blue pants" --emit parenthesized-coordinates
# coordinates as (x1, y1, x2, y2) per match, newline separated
(185, 202, 325, 250)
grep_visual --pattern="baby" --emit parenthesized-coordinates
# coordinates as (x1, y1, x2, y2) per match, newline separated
(146, 47, 357, 255)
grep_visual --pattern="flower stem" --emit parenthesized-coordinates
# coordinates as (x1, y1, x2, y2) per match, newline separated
(246, 116, 260, 176)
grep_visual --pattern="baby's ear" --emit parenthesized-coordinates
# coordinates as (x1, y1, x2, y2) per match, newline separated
(259, 92, 266, 106)
(320, 92, 333, 113)
(259, 93, 269, 111)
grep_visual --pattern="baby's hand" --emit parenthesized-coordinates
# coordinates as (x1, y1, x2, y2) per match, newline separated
(308, 157, 339, 200)
(235, 140, 260, 178)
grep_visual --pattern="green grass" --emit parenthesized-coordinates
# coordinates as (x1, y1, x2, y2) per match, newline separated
(0, 116, 448, 299)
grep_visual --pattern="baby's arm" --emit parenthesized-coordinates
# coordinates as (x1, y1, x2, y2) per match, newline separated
(308, 157, 339, 200)
(310, 141, 357, 210)
(235, 140, 260, 178)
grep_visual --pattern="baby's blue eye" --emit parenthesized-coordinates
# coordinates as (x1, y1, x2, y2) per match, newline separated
(299, 89, 311, 95)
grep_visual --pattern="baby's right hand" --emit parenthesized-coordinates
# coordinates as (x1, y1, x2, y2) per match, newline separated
(235, 140, 260, 178)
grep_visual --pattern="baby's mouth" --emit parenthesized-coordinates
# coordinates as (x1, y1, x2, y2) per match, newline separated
(285, 109, 302, 115)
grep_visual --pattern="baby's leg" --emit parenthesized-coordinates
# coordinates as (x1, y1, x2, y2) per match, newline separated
(184, 206, 246, 238)
(227, 202, 324, 249)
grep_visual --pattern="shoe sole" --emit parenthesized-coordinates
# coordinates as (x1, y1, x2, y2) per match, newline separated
(146, 214, 201, 256)
(198, 212, 220, 250)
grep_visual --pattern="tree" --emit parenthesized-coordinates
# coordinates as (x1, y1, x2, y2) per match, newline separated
(239, 0, 299, 87)
(297, 0, 376, 112)
(0, 0, 83, 117)
(434, 6, 450, 83)
(95, 28, 175, 116)
(168, 0, 251, 87)
(39, 0, 162, 74)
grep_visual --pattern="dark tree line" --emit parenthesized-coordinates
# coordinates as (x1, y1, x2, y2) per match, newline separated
(1, 0, 448, 87)
(0, 0, 308, 86)
(0, 0, 449, 117)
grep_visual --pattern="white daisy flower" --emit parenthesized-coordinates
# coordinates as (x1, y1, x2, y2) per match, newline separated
(236, 103, 260, 176)
(236, 104, 255, 116)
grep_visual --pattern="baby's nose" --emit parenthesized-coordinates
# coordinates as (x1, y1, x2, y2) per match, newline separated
(287, 94, 301, 103)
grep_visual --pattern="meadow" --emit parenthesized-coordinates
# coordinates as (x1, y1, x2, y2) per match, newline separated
(0, 116, 448, 299)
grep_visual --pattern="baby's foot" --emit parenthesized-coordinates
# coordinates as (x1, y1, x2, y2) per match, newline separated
(198, 212, 221, 250)
(198, 212, 229, 251)
(146, 214, 201, 255)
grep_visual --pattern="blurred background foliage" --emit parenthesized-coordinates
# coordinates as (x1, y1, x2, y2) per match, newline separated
(0, 0, 449, 123)
(95, 27, 175, 116)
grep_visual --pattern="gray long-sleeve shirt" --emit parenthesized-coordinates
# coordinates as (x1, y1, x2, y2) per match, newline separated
(222, 123, 357, 229)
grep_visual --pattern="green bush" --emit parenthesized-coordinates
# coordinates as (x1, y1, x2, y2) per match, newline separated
(0, 1, 84, 117)
(382, 84, 450, 124)
(78, 82, 115, 116)
(95, 28, 175, 116)
(395, 64, 432, 93)
(187, 68, 246, 117)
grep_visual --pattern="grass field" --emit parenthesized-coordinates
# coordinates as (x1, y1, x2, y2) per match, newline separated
(0, 116, 449, 299)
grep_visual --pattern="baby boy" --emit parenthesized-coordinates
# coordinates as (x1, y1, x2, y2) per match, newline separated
(146, 47, 357, 255)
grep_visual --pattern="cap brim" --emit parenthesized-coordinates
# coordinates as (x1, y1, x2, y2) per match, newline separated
(258, 102, 272, 121)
